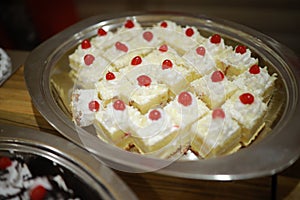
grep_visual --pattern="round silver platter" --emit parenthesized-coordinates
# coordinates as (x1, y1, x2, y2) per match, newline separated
(0, 124, 138, 200)
(24, 12, 300, 180)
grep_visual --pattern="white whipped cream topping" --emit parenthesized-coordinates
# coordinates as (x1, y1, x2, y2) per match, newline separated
(130, 84, 169, 112)
(95, 101, 131, 137)
(183, 46, 217, 76)
(144, 49, 187, 66)
(152, 20, 181, 40)
(0, 160, 52, 197)
(220, 49, 258, 73)
(191, 71, 237, 108)
(95, 102, 143, 140)
(95, 71, 124, 102)
(204, 38, 227, 57)
(127, 28, 162, 50)
(71, 89, 101, 127)
(156, 66, 189, 95)
(69, 45, 102, 72)
(191, 111, 240, 153)
(102, 40, 132, 66)
(119, 64, 158, 84)
(169, 26, 204, 53)
(222, 92, 267, 129)
(233, 66, 277, 97)
(134, 108, 179, 148)
(164, 92, 209, 129)
(76, 56, 110, 88)
(90, 31, 119, 50)
(153, 21, 200, 54)
(116, 20, 143, 41)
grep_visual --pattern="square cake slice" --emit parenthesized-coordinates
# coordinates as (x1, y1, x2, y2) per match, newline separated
(71, 89, 102, 127)
(190, 108, 241, 158)
(190, 70, 237, 109)
(94, 99, 143, 148)
(232, 65, 277, 101)
(222, 91, 267, 145)
(132, 108, 180, 156)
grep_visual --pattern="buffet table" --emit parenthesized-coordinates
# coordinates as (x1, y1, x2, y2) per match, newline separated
(1, 50, 300, 200)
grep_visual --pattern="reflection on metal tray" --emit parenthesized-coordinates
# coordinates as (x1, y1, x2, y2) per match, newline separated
(24, 12, 300, 180)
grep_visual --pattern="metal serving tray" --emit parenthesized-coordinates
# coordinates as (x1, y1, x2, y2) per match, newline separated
(0, 124, 137, 200)
(24, 12, 300, 180)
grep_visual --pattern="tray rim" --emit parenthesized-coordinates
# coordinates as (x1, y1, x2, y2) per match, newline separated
(0, 124, 138, 200)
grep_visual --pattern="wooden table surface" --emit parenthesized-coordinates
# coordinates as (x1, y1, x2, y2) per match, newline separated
(1, 50, 300, 200)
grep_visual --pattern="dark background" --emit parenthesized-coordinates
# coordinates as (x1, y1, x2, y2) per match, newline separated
(1, 0, 299, 55)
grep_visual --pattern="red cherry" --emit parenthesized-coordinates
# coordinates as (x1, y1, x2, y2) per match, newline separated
(143, 31, 153, 42)
(131, 56, 142, 65)
(162, 59, 173, 70)
(137, 75, 152, 86)
(115, 42, 128, 52)
(106, 71, 116, 80)
(235, 45, 247, 54)
(81, 39, 91, 49)
(125, 20, 134, 28)
(159, 44, 168, 52)
(160, 21, 168, 28)
(211, 70, 225, 82)
(249, 64, 260, 74)
(113, 100, 126, 111)
(210, 34, 221, 44)
(196, 46, 206, 56)
(84, 54, 95, 65)
(97, 28, 107, 36)
(149, 109, 161, 121)
(212, 108, 225, 119)
(30, 185, 47, 200)
(239, 93, 254, 105)
(178, 92, 193, 106)
(185, 28, 194, 37)
(0, 157, 12, 170)
(88, 100, 100, 112)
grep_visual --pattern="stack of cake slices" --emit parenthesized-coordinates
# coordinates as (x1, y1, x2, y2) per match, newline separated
(69, 19, 277, 159)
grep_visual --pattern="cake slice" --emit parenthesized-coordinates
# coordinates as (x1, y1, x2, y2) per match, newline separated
(217, 45, 258, 77)
(69, 39, 106, 72)
(115, 19, 143, 41)
(183, 45, 217, 76)
(120, 64, 169, 114)
(75, 54, 110, 88)
(94, 99, 142, 148)
(144, 44, 187, 66)
(102, 40, 133, 69)
(126, 28, 162, 52)
(144, 50, 199, 81)
(222, 91, 267, 145)
(232, 64, 277, 101)
(164, 91, 209, 130)
(203, 34, 230, 58)
(129, 80, 169, 114)
(71, 89, 102, 127)
(132, 108, 180, 156)
(190, 70, 237, 109)
(190, 108, 241, 158)
(164, 91, 209, 149)
(155, 59, 190, 95)
(153, 21, 205, 54)
(90, 27, 120, 51)
(95, 71, 128, 106)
